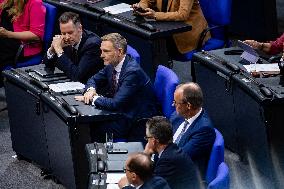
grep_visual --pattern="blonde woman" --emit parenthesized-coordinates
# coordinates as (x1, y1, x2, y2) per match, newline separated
(0, 0, 46, 68)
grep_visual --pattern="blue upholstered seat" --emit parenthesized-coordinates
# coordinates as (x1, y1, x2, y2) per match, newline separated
(173, 0, 232, 61)
(154, 65, 179, 118)
(206, 128, 225, 183)
(207, 162, 230, 189)
(127, 45, 140, 64)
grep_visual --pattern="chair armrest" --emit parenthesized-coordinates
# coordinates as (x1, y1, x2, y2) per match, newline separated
(13, 40, 41, 67)
(196, 25, 229, 51)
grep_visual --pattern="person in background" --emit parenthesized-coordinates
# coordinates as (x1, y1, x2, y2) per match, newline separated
(244, 33, 284, 59)
(132, 0, 210, 56)
(75, 33, 158, 142)
(143, 116, 200, 189)
(118, 152, 171, 189)
(170, 82, 215, 177)
(43, 12, 104, 83)
(0, 0, 45, 74)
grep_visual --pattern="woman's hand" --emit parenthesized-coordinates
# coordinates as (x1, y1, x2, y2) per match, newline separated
(140, 8, 156, 19)
(0, 27, 11, 38)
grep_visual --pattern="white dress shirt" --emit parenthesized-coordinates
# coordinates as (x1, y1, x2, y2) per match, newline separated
(91, 56, 126, 104)
(173, 108, 203, 143)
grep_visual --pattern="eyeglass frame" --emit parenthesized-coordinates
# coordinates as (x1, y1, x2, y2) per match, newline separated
(123, 167, 133, 173)
(172, 100, 187, 106)
(143, 136, 154, 141)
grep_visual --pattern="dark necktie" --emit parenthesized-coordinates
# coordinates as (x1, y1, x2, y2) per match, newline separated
(162, 0, 168, 12)
(175, 121, 189, 145)
(71, 47, 78, 63)
(109, 69, 117, 97)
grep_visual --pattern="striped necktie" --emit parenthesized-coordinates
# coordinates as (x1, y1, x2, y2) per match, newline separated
(175, 121, 189, 145)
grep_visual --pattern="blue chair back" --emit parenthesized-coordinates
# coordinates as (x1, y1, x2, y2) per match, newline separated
(173, 0, 232, 61)
(200, 0, 232, 40)
(8, 2, 57, 69)
(207, 162, 230, 189)
(200, 0, 232, 53)
(154, 65, 179, 118)
(206, 128, 225, 183)
(126, 45, 140, 64)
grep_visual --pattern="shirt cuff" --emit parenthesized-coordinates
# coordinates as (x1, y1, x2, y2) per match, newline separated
(47, 48, 55, 59)
(92, 95, 100, 106)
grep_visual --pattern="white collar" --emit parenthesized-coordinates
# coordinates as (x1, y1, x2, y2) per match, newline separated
(73, 32, 82, 50)
(114, 55, 126, 73)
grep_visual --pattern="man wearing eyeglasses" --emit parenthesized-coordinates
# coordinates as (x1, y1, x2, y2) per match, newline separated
(118, 152, 170, 189)
(170, 82, 215, 177)
(143, 116, 199, 189)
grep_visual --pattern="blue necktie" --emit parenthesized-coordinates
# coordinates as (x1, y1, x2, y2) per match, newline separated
(175, 121, 189, 145)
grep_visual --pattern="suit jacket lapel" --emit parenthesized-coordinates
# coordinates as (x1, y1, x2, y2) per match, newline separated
(167, 0, 174, 11)
(117, 55, 130, 86)
(178, 110, 204, 145)
(77, 30, 87, 56)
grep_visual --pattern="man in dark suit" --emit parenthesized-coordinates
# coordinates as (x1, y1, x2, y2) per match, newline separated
(43, 12, 103, 83)
(75, 33, 158, 141)
(118, 152, 170, 189)
(170, 82, 216, 177)
(144, 116, 199, 189)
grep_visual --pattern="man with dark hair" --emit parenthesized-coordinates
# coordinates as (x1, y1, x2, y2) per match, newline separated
(170, 82, 215, 176)
(43, 11, 103, 83)
(75, 33, 158, 141)
(118, 152, 170, 189)
(144, 116, 199, 189)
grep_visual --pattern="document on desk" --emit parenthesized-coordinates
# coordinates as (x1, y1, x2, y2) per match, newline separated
(103, 3, 132, 14)
(106, 173, 125, 184)
(243, 63, 280, 72)
(48, 82, 85, 93)
(107, 184, 120, 189)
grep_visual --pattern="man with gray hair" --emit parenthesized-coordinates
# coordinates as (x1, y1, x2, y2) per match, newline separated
(43, 12, 103, 83)
(143, 116, 199, 189)
(170, 82, 216, 177)
(75, 33, 158, 142)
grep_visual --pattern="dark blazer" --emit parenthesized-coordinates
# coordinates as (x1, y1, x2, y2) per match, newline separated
(154, 143, 199, 189)
(122, 176, 171, 189)
(85, 55, 158, 121)
(43, 30, 104, 83)
(170, 109, 216, 176)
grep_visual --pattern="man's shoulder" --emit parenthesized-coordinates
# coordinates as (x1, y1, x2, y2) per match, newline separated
(83, 30, 101, 46)
(143, 176, 170, 189)
(194, 109, 214, 129)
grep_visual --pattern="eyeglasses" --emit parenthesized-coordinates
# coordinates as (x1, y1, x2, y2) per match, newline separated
(172, 100, 186, 106)
(144, 136, 154, 141)
(123, 167, 133, 173)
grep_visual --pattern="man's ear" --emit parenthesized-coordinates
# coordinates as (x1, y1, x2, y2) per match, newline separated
(78, 24, 83, 32)
(187, 102, 191, 109)
(118, 48, 124, 56)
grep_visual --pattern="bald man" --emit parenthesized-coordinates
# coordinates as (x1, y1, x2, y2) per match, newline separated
(118, 152, 170, 189)
(170, 82, 216, 177)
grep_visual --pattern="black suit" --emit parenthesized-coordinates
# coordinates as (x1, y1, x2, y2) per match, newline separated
(154, 143, 199, 189)
(122, 176, 171, 189)
(43, 30, 104, 83)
